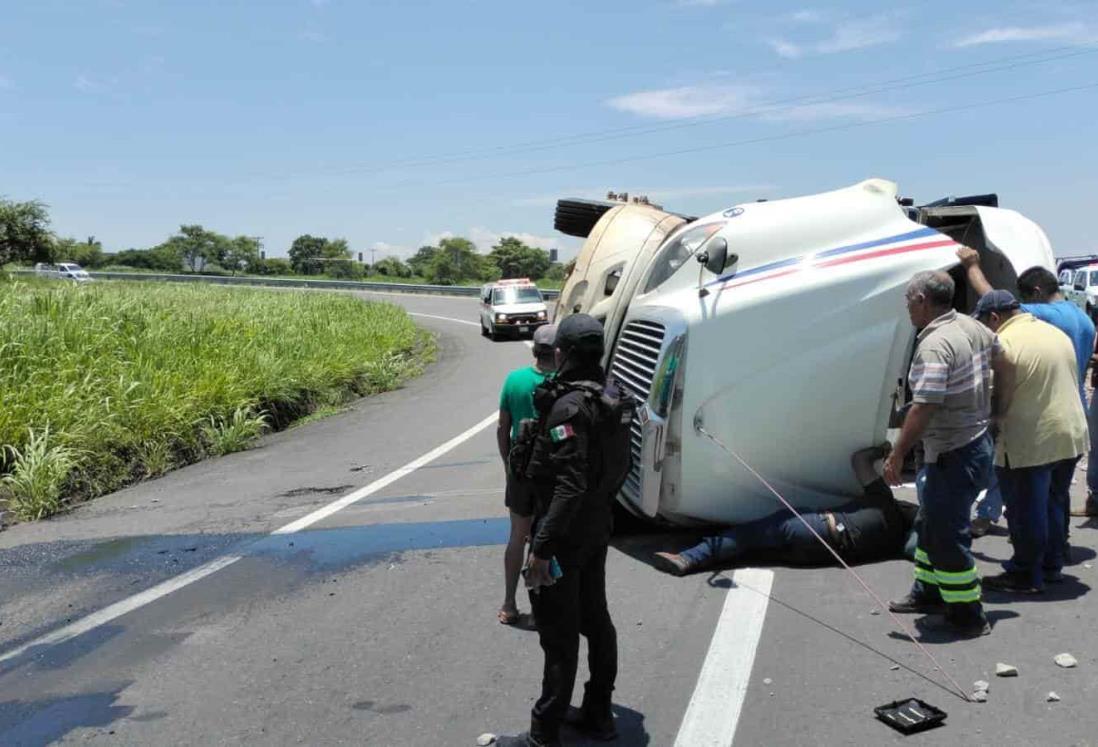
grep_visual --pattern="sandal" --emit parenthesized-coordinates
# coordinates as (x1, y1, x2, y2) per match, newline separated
(498, 608, 521, 625)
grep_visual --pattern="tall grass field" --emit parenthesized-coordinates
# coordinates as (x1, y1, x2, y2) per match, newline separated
(0, 278, 434, 521)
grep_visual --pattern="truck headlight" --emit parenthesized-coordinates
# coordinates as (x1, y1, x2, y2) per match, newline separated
(652, 334, 686, 418)
(537, 310, 547, 319)
(496, 314, 508, 322)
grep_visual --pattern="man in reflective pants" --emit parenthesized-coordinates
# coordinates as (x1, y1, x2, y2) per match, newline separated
(884, 271, 1010, 637)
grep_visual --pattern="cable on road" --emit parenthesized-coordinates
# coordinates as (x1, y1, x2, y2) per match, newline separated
(693, 422, 972, 703)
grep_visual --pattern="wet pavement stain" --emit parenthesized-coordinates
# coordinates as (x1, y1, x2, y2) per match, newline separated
(253, 517, 510, 570)
(278, 485, 355, 498)
(54, 538, 145, 572)
(352, 700, 413, 715)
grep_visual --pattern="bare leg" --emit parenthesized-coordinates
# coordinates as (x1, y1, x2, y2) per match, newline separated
(501, 511, 533, 622)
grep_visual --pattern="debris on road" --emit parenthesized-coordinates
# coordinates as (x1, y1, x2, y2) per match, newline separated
(995, 663, 1018, 677)
(870, 608, 881, 615)
(763, 678, 773, 685)
(974, 680, 989, 692)
(972, 691, 988, 703)
(890, 664, 901, 671)
(1047, 692, 1061, 702)
(476, 733, 497, 746)
(1054, 653, 1077, 668)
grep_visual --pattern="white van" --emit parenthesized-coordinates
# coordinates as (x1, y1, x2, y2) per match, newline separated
(1065, 264, 1098, 322)
(479, 279, 549, 340)
(34, 262, 93, 282)
(553, 178, 1054, 526)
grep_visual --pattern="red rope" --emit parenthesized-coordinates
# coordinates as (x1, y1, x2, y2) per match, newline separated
(696, 425, 971, 703)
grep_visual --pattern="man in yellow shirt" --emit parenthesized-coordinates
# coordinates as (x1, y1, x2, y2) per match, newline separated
(973, 290, 1088, 593)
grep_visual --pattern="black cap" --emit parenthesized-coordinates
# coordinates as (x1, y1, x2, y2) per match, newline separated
(555, 313, 605, 354)
(972, 289, 1021, 318)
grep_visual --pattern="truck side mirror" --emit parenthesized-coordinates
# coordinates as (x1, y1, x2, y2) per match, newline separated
(703, 237, 729, 275)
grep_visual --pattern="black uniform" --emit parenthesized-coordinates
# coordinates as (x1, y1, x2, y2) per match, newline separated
(523, 321, 618, 745)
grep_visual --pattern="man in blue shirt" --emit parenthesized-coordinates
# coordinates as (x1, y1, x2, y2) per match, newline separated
(957, 247, 1097, 524)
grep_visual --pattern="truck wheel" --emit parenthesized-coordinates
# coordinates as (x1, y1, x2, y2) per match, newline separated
(480, 319, 489, 337)
(489, 324, 500, 341)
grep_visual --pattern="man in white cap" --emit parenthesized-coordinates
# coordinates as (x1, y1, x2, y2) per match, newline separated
(496, 323, 558, 625)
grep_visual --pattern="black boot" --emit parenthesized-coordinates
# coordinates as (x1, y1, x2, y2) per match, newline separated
(564, 705, 617, 741)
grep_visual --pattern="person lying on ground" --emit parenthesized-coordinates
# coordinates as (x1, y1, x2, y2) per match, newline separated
(652, 445, 915, 576)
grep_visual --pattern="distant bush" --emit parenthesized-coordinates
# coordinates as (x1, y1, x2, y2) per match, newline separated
(258, 258, 294, 276)
(371, 256, 413, 278)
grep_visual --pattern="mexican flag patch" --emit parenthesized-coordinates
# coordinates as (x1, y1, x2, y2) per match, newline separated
(549, 423, 575, 443)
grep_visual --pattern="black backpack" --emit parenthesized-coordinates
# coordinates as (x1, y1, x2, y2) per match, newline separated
(509, 377, 636, 497)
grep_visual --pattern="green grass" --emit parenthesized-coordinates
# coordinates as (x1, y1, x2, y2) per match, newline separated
(0, 279, 434, 519)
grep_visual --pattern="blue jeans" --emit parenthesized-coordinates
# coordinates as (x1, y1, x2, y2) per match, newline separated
(974, 467, 1004, 521)
(680, 513, 832, 567)
(911, 433, 992, 620)
(998, 456, 1078, 588)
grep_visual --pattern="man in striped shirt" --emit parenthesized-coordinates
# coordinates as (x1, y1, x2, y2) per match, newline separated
(884, 271, 1011, 637)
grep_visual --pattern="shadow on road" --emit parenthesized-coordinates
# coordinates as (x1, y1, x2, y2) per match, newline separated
(0, 681, 135, 745)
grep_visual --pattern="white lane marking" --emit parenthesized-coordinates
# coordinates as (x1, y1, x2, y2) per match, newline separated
(0, 412, 499, 665)
(274, 412, 497, 533)
(409, 312, 481, 327)
(673, 568, 774, 747)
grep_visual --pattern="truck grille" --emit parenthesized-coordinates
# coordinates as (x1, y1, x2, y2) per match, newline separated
(609, 319, 666, 504)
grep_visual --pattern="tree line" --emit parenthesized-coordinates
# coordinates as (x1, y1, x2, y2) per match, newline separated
(0, 197, 566, 284)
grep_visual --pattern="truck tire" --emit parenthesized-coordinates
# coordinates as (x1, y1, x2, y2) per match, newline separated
(554, 199, 618, 238)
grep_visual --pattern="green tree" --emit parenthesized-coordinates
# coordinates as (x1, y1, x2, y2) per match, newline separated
(288, 235, 351, 275)
(259, 257, 293, 275)
(112, 245, 181, 271)
(488, 236, 551, 280)
(372, 256, 412, 278)
(427, 237, 497, 284)
(408, 245, 438, 277)
(224, 236, 262, 276)
(55, 236, 105, 268)
(161, 225, 230, 272)
(0, 198, 53, 266)
(545, 262, 567, 282)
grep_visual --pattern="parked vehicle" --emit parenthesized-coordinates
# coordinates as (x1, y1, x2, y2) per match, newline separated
(1065, 264, 1098, 322)
(478, 278, 549, 340)
(553, 179, 1055, 526)
(34, 262, 93, 282)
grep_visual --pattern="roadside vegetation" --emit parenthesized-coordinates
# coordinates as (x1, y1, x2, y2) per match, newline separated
(2, 196, 567, 288)
(0, 278, 434, 521)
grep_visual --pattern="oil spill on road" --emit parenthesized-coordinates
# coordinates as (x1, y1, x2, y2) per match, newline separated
(352, 700, 413, 715)
(253, 517, 510, 570)
(277, 485, 355, 498)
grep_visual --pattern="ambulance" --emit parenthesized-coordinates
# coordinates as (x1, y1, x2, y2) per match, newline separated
(553, 179, 1055, 526)
(478, 278, 550, 340)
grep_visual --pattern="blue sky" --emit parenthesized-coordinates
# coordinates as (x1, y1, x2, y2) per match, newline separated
(1, 0, 1096, 261)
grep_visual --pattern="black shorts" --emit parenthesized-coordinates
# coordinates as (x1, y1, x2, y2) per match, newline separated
(505, 475, 535, 517)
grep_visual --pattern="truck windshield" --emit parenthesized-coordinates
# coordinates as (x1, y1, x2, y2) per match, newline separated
(643, 223, 724, 294)
(1090, 271, 1098, 286)
(493, 286, 542, 305)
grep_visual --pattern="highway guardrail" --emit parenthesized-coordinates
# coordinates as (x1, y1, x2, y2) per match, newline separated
(8, 270, 561, 300)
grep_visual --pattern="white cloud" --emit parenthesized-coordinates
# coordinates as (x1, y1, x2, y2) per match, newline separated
(607, 84, 761, 120)
(789, 9, 824, 23)
(300, 29, 326, 43)
(370, 241, 410, 259)
(768, 39, 803, 59)
(766, 14, 901, 58)
(74, 74, 115, 93)
(423, 227, 577, 254)
(815, 16, 901, 54)
(954, 22, 1090, 47)
(759, 101, 912, 122)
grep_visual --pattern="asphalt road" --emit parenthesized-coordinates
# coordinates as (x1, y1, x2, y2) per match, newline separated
(1, 290, 1096, 746)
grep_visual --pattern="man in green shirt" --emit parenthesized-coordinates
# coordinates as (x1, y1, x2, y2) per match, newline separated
(497, 324, 557, 625)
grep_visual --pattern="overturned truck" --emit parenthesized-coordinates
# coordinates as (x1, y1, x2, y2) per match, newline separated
(553, 179, 1054, 526)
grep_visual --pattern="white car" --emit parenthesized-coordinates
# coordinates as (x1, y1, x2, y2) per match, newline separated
(479, 279, 549, 340)
(1065, 264, 1098, 322)
(34, 262, 93, 282)
(554, 178, 1055, 526)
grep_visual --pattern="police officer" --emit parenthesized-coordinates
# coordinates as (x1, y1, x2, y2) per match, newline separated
(509, 314, 620, 747)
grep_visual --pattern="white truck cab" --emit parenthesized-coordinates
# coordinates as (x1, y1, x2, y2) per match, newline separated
(553, 179, 1055, 526)
(479, 278, 549, 340)
(34, 262, 93, 282)
(1066, 264, 1098, 322)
